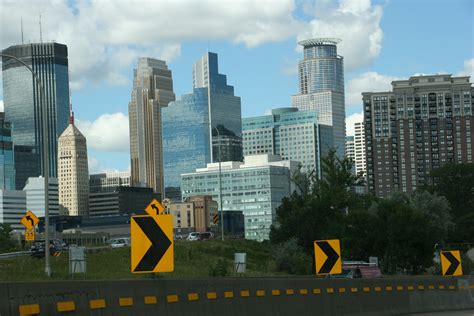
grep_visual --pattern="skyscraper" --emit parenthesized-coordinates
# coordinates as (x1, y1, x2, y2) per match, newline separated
(292, 38, 345, 158)
(0, 113, 15, 190)
(128, 58, 175, 197)
(363, 74, 473, 197)
(58, 116, 89, 216)
(354, 121, 367, 177)
(345, 136, 355, 161)
(163, 52, 242, 201)
(2, 43, 70, 189)
(242, 107, 321, 176)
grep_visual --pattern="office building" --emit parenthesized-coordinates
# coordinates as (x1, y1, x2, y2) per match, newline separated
(89, 172, 131, 193)
(354, 121, 367, 177)
(2, 43, 70, 189)
(0, 113, 15, 190)
(89, 186, 159, 217)
(23, 177, 59, 218)
(163, 52, 242, 201)
(128, 58, 175, 197)
(0, 190, 26, 230)
(363, 75, 473, 197)
(292, 38, 345, 158)
(243, 107, 321, 176)
(165, 201, 196, 235)
(181, 154, 298, 240)
(58, 117, 89, 216)
(186, 195, 218, 233)
(345, 136, 355, 160)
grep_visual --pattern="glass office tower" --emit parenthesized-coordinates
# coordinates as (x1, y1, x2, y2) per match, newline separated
(2, 43, 69, 189)
(163, 52, 242, 201)
(0, 113, 15, 190)
(292, 38, 345, 159)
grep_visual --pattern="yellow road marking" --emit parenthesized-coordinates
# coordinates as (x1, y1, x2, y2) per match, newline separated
(19, 304, 40, 316)
(90, 299, 106, 309)
(188, 293, 199, 301)
(207, 292, 217, 300)
(256, 290, 265, 297)
(241, 290, 250, 297)
(351, 287, 358, 293)
(57, 301, 75, 312)
(167, 295, 178, 303)
(272, 290, 281, 296)
(119, 298, 133, 307)
(313, 288, 321, 294)
(300, 289, 308, 295)
(224, 291, 234, 298)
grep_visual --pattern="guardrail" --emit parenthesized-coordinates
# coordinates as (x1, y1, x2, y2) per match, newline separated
(0, 251, 30, 260)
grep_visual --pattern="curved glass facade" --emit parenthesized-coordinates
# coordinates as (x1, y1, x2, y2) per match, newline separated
(163, 52, 242, 200)
(2, 43, 69, 189)
(0, 113, 15, 190)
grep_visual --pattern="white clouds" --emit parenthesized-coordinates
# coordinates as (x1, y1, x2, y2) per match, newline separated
(0, 0, 302, 89)
(345, 112, 363, 136)
(76, 113, 129, 152)
(299, 0, 383, 71)
(457, 58, 474, 79)
(346, 72, 401, 107)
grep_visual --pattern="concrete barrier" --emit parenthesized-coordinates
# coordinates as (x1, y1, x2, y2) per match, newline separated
(1, 276, 473, 316)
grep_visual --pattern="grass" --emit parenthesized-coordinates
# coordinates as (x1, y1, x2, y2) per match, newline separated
(0, 239, 285, 282)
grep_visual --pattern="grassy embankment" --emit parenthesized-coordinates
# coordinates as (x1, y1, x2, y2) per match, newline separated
(0, 239, 284, 282)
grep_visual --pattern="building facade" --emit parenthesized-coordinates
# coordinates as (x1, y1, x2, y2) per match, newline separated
(165, 201, 195, 235)
(2, 43, 70, 189)
(128, 58, 175, 197)
(187, 195, 218, 233)
(23, 177, 59, 218)
(89, 172, 131, 192)
(0, 113, 15, 190)
(242, 107, 321, 177)
(345, 136, 355, 161)
(291, 38, 345, 158)
(354, 121, 367, 177)
(0, 190, 26, 230)
(89, 186, 159, 217)
(363, 75, 473, 197)
(58, 119, 89, 216)
(181, 154, 298, 240)
(163, 52, 242, 201)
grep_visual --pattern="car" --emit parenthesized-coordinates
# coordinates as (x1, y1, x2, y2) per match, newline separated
(329, 261, 382, 279)
(109, 238, 130, 248)
(186, 232, 200, 241)
(30, 240, 60, 258)
(198, 232, 214, 241)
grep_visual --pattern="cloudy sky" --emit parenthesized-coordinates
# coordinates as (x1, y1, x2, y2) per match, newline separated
(0, 0, 472, 173)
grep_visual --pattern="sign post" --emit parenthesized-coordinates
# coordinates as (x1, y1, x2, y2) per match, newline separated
(21, 210, 40, 242)
(314, 239, 342, 275)
(440, 250, 462, 276)
(131, 199, 173, 273)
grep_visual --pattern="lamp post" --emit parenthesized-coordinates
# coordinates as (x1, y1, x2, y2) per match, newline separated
(213, 126, 225, 241)
(1, 53, 51, 277)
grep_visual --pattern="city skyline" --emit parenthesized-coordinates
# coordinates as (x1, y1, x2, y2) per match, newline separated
(0, 0, 472, 173)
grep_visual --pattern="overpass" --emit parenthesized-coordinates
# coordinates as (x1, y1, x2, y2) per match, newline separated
(2, 276, 474, 315)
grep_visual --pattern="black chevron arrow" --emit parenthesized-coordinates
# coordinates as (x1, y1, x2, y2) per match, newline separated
(443, 252, 460, 276)
(133, 216, 171, 272)
(151, 204, 160, 215)
(26, 216, 35, 227)
(316, 241, 340, 274)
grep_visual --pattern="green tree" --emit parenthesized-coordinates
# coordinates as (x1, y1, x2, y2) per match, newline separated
(0, 223, 15, 253)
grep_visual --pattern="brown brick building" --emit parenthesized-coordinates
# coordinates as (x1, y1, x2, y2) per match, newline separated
(363, 75, 473, 197)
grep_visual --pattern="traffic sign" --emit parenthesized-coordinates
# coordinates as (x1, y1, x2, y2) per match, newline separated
(213, 213, 219, 225)
(440, 250, 462, 276)
(131, 214, 173, 273)
(314, 239, 342, 275)
(25, 228, 35, 241)
(145, 199, 165, 216)
(21, 210, 39, 230)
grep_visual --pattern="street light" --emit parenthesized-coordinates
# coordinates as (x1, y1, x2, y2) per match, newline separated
(1, 53, 52, 277)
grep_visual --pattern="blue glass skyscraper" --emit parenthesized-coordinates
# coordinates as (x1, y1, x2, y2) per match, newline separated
(0, 113, 15, 190)
(2, 43, 69, 189)
(292, 38, 345, 159)
(163, 52, 242, 201)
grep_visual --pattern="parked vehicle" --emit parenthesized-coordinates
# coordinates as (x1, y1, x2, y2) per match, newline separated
(30, 240, 61, 258)
(338, 261, 382, 278)
(199, 232, 214, 241)
(186, 232, 200, 241)
(109, 237, 130, 248)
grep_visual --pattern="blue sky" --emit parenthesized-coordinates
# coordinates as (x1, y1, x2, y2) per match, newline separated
(1, 0, 472, 173)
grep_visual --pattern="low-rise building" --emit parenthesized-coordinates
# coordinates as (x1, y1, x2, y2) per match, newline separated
(181, 154, 298, 240)
(0, 190, 26, 230)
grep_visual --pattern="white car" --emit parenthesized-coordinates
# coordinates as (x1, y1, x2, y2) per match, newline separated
(186, 232, 200, 241)
(109, 238, 130, 248)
